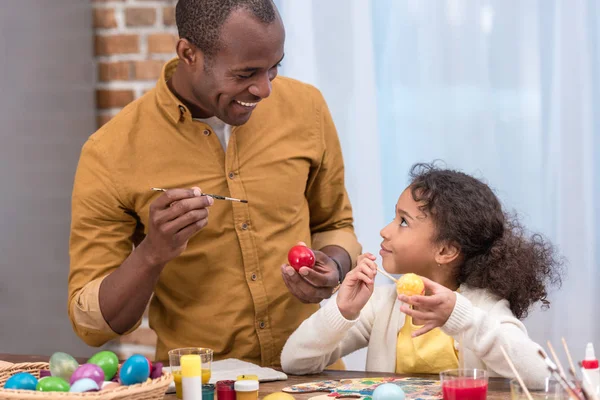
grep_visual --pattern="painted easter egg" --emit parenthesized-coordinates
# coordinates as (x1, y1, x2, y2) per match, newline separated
(4, 372, 38, 390)
(263, 392, 297, 400)
(119, 354, 150, 386)
(36, 377, 70, 392)
(396, 273, 425, 296)
(69, 378, 100, 393)
(101, 381, 121, 391)
(372, 383, 406, 400)
(88, 351, 119, 381)
(287, 245, 315, 271)
(150, 362, 163, 379)
(49, 352, 79, 382)
(39, 369, 51, 378)
(70, 364, 105, 386)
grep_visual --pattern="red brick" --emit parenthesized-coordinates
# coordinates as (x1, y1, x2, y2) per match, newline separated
(96, 89, 135, 109)
(163, 6, 175, 26)
(148, 33, 178, 54)
(97, 114, 115, 128)
(98, 61, 130, 81)
(94, 8, 117, 29)
(133, 60, 164, 80)
(125, 8, 157, 27)
(95, 35, 140, 55)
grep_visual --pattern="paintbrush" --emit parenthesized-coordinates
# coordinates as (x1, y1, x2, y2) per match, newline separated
(377, 268, 397, 283)
(538, 349, 585, 400)
(561, 338, 594, 400)
(500, 346, 534, 400)
(548, 341, 590, 400)
(152, 187, 248, 203)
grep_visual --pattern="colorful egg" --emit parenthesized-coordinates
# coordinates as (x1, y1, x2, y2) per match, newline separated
(102, 381, 121, 391)
(39, 369, 51, 378)
(88, 351, 119, 381)
(69, 378, 100, 393)
(4, 372, 38, 390)
(70, 364, 105, 386)
(263, 392, 297, 400)
(49, 352, 79, 382)
(36, 377, 70, 392)
(396, 273, 425, 296)
(372, 383, 405, 400)
(119, 354, 150, 386)
(150, 362, 163, 379)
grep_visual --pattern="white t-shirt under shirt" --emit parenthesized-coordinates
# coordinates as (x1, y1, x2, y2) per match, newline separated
(194, 116, 231, 150)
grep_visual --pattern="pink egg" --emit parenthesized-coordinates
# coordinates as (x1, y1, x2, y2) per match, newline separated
(70, 364, 105, 386)
(150, 362, 163, 379)
(102, 382, 121, 391)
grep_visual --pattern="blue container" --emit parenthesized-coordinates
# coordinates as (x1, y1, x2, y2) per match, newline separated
(202, 383, 215, 400)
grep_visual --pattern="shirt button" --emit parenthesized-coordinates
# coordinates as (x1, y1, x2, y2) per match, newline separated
(251, 273, 257, 281)
(241, 223, 248, 230)
(203, 129, 211, 136)
(178, 105, 186, 113)
(228, 172, 235, 179)
(259, 321, 266, 329)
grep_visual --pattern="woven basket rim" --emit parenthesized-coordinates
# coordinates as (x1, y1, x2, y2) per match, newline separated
(0, 362, 172, 398)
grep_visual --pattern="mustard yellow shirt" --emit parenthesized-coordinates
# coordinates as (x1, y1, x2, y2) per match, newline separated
(395, 314, 459, 374)
(68, 58, 361, 366)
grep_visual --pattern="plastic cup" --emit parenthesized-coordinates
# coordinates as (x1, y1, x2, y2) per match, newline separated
(510, 378, 571, 399)
(169, 348, 213, 399)
(440, 369, 488, 400)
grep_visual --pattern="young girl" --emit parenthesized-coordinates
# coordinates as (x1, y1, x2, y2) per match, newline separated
(280, 163, 563, 388)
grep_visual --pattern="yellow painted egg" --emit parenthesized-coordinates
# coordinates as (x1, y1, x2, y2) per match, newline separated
(263, 392, 296, 400)
(396, 273, 424, 296)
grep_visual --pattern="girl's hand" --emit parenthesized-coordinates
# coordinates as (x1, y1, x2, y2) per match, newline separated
(336, 253, 378, 320)
(397, 276, 457, 337)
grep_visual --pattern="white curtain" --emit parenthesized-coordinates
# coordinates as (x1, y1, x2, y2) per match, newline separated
(275, 0, 599, 370)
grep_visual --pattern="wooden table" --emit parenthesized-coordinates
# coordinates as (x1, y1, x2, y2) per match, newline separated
(0, 354, 512, 399)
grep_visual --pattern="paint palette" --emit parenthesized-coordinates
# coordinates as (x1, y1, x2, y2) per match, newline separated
(282, 377, 442, 400)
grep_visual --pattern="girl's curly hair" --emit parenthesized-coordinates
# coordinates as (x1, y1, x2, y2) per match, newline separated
(409, 162, 564, 319)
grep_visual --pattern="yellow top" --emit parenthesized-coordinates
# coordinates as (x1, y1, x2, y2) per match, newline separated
(181, 355, 202, 378)
(67, 58, 361, 365)
(395, 314, 459, 374)
(237, 375, 259, 381)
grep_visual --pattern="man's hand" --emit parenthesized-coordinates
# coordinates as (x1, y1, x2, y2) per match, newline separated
(138, 187, 213, 267)
(281, 241, 341, 303)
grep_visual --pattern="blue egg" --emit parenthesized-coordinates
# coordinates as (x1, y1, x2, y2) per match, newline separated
(4, 372, 38, 390)
(119, 354, 150, 386)
(372, 383, 405, 400)
(69, 378, 100, 392)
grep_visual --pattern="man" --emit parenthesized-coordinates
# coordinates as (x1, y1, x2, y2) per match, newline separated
(68, 0, 360, 366)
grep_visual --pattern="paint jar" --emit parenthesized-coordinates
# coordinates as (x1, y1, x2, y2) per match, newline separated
(236, 375, 258, 381)
(234, 379, 259, 400)
(216, 380, 236, 400)
(202, 383, 215, 400)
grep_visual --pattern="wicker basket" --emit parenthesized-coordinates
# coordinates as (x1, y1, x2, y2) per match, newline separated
(0, 362, 172, 400)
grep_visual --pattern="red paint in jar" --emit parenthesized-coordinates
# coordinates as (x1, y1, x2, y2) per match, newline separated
(216, 380, 236, 400)
(442, 378, 488, 400)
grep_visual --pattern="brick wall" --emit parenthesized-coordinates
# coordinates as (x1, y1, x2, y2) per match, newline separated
(94, 0, 178, 130)
(93, 0, 179, 360)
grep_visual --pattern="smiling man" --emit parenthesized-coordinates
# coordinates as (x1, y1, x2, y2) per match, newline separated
(68, 0, 361, 366)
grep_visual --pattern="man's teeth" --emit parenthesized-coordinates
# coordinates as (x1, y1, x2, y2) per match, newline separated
(235, 100, 258, 107)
